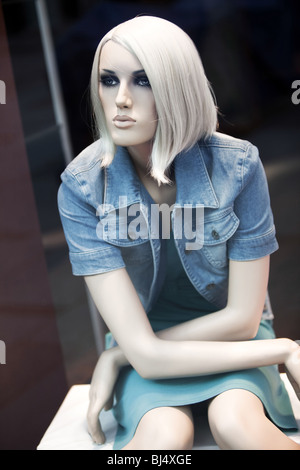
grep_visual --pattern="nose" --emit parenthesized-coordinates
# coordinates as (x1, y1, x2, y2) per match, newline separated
(115, 81, 132, 109)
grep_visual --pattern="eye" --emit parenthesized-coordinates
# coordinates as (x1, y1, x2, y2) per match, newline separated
(135, 75, 151, 88)
(99, 74, 119, 87)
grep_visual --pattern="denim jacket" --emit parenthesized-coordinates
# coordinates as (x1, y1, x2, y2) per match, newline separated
(58, 132, 278, 320)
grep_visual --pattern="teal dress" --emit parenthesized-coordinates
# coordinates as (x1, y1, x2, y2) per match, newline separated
(112, 232, 297, 449)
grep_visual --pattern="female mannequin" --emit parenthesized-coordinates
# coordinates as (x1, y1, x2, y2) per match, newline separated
(58, 16, 300, 450)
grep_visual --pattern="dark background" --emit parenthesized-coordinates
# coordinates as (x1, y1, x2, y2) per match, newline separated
(0, 0, 299, 449)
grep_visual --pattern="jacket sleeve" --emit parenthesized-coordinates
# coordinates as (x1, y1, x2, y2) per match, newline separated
(57, 168, 125, 276)
(227, 143, 279, 261)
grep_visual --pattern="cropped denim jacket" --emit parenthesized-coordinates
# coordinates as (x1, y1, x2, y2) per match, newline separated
(58, 132, 278, 320)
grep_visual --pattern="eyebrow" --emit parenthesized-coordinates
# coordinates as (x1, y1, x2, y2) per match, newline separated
(100, 68, 146, 76)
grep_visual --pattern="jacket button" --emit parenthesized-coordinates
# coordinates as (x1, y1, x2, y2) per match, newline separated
(211, 230, 220, 240)
(206, 283, 215, 290)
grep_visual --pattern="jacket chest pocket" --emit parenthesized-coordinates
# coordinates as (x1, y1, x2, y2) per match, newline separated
(201, 210, 239, 268)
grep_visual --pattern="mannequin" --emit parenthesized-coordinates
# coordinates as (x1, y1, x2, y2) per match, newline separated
(58, 16, 300, 450)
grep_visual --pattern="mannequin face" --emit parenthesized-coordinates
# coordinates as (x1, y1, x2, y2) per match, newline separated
(99, 41, 157, 161)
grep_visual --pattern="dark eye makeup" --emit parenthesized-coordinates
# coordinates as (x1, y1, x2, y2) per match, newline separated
(99, 70, 151, 88)
(134, 75, 151, 87)
(99, 74, 119, 87)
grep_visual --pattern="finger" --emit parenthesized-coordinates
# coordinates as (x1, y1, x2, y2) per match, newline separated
(87, 413, 106, 444)
(87, 399, 106, 444)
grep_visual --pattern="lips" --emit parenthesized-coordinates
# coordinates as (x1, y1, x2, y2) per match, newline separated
(113, 115, 135, 122)
(113, 115, 136, 129)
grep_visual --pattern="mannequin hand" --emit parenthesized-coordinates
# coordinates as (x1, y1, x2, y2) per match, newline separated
(87, 348, 121, 444)
(285, 340, 300, 400)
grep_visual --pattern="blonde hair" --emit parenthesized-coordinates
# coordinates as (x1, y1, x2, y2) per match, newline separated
(90, 16, 218, 184)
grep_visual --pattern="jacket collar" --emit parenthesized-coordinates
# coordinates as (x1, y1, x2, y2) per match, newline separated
(174, 143, 219, 209)
(104, 146, 142, 210)
(104, 143, 219, 210)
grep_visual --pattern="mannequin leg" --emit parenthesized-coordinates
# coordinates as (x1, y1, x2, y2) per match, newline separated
(122, 405, 194, 450)
(208, 389, 300, 450)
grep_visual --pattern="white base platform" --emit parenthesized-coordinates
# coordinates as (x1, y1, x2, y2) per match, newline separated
(37, 374, 300, 450)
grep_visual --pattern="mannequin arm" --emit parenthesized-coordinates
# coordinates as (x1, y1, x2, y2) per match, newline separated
(84, 256, 294, 380)
(157, 256, 270, 342)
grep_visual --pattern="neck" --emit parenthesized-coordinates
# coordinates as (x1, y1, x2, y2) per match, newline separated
(127, 143, 175, 193)
(127, 142, 153, 178)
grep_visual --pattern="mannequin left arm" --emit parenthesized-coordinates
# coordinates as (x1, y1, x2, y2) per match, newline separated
(157, 255, 270, 342)
(98, 256, 270, 369)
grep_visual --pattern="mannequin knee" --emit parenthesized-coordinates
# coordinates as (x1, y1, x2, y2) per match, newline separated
(208, 389, 262, 448)
(124, 406, 194, 450)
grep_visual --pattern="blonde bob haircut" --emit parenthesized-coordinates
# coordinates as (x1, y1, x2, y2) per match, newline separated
(90, 16, 218, 184)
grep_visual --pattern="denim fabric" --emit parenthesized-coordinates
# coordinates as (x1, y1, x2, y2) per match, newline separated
(58, 132, 278, 318)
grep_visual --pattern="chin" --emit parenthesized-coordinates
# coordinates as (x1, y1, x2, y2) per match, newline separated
(111, 135, 147, 148)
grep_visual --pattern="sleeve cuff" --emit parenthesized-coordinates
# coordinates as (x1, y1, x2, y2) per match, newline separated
(69, 246, 125, 276)
(228, 226, 279, 261)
